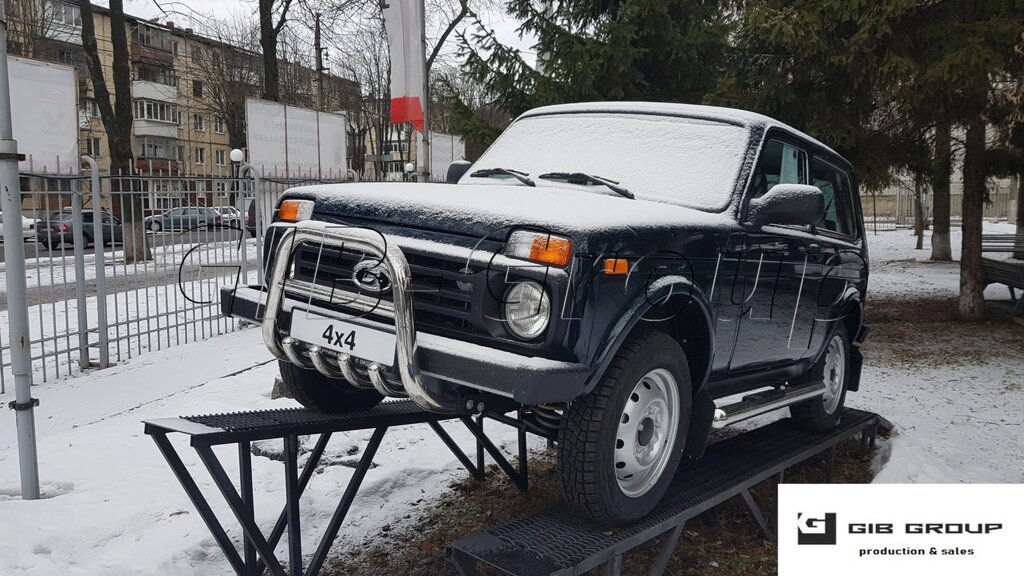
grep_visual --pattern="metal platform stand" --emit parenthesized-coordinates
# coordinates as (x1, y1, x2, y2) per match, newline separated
(448, 408, 880, 576)
(144, 400, 532, 576)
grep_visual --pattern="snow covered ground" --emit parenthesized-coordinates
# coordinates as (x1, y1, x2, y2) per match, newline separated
(0, 221, 1021, 575)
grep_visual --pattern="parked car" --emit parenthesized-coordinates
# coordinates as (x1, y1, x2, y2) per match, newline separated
(245, 200, 257, 238)
(214, 206, 242, 228)
(0, 211, 36, 242)
(223, 102, 869, 526)
(145, 206, 221, 232)
(35, 209, 122, 249)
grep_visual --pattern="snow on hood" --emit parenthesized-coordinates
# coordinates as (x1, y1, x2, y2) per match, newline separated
(285, 182, 735, 243)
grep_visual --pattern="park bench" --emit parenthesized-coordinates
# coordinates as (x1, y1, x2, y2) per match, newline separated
(981, 234, 1024, 316)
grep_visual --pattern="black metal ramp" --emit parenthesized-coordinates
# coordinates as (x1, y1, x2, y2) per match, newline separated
(144, 400, 532, 576)
(448, 408, 879, 576)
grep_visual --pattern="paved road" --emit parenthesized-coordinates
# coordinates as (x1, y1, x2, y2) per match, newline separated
(0, 228, 248, 263)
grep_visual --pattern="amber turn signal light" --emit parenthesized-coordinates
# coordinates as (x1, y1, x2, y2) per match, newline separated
(277, 199, 314, 222)
(603, 258, 629, 275)
(505, 230, 573, 267)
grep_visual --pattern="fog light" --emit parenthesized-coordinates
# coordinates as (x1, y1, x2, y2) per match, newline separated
(504, 280, 550, 339)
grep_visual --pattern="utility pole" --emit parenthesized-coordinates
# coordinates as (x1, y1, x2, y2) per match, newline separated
(0, 2, 40, 500)
(417, 0, 430, 182)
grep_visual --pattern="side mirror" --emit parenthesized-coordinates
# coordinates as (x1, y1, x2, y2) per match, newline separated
(748, 184, 825, 228)
(446, 160, 472, 184)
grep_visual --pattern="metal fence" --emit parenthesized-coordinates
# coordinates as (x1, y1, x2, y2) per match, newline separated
(861, 178, 1018, 234)
(0, 159, 350, 392)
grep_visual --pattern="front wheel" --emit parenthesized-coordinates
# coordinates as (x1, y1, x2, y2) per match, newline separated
(149, 220, 162, 233)
(558, 331, 691, 526)
(278, 360, 384, 413)
(789, 324, 851, 431)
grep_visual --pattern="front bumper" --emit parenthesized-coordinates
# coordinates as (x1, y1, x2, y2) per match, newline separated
(226, 222, 590, 410)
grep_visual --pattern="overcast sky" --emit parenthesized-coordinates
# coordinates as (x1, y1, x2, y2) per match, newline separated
(98, 0, 536, 67)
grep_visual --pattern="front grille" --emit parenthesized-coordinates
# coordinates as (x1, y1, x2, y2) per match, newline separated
(290, 241, 477, 334)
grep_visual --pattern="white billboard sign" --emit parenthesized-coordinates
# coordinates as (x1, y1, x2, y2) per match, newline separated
(430, 132, 466, 179)
(8, 56, 78, 173)
(245, 99, 348, 178)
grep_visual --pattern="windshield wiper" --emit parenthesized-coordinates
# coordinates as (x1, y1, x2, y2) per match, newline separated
(538, 172, 634, 199)
(469, 167, 536, 187)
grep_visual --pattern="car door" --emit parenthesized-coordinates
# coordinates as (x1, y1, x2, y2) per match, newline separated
(728, 137, 821, 372)
(803, 156, 864, 357)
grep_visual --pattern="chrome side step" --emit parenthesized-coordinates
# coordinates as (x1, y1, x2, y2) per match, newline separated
(712, 382, 825, 429)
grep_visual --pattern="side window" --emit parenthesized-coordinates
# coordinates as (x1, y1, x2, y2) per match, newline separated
(100, 213, 112, 223)
(810, 158, 856, 237)
(750, 139, 807, 199)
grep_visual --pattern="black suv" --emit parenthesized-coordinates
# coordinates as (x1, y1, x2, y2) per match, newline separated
(223, 102, 869, 525)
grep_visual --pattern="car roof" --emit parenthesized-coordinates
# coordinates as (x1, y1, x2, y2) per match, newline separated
(517, 101, 840, 158)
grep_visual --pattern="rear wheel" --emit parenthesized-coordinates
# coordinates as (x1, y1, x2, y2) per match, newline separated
(789, 324, 851, 431)
(558, 331, 691, 526)
(278, 360, 384, 413)
(150, 220, 162, 233)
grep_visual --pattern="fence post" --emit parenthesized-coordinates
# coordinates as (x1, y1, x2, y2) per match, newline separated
(0, 2, 40, 500)
(70, 175, 89, 369)
(82, 156, 109, 368)
(240, 164, 262, 283)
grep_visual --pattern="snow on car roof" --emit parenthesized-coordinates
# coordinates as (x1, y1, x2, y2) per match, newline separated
(520, 101, 840, 157)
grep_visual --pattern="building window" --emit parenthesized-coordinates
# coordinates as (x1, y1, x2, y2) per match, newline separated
(133, 99, 179, 123)
(215, 149, 226, 165)
(86, 137, 102, 157)
(193, 114, 205, 132)
(81, 98, 101, 118)
(212, 51, 221, 67)
(195, 147, 206, 165)
(191, 46, 201, 64)
(138, 25, 169, 51)
(192, 80, 203, 98)
(214, 116, 225, 133)
(136, 66, 177, 86)
(58, 49, 75, 64)
(54, 3, 82, 26)
(172, 41, 180, 56)
(216, 181, 229, 195)
(137, 136, 178, 160)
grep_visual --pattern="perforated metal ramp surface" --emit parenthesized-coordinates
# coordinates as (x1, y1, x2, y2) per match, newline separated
(450, 408, 878, 576)
(144, 400, 455, 446)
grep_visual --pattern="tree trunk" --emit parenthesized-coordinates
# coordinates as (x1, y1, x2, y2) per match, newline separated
(914, 173, 924, 250)
(931, 120, 953, 261)
(79, 0, 150, 262)
(259, 0, 286, 102)
(959, 115, 987, 321)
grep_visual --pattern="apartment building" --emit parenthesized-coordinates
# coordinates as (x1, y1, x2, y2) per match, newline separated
(5, 0, 361, 181)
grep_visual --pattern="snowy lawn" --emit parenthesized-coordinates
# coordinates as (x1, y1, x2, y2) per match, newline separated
(0, 221, 1020, 575)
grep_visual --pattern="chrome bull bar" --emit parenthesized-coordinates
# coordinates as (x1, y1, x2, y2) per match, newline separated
(262, 221, 454, 413)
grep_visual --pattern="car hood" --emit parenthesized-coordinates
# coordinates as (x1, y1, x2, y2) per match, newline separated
(284, 182, 735, 248)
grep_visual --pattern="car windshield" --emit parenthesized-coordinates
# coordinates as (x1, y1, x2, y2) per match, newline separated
(465, 112, 751, 211)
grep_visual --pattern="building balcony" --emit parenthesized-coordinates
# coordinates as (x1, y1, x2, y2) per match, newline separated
(132, 80, 177, 103)
(135, 158, 180, 174)
(130, 43, 174, 67)
(133, 119, 178, 138)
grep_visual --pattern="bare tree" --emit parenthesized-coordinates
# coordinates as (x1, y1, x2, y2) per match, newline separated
(259, 0, 295, 101)
(78, 0, 151, 262)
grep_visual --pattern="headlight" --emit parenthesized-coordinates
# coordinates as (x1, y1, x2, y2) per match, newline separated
(504, 280, 550, 340)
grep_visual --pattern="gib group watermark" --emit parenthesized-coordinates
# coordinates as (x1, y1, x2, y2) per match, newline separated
(779, 484, 1022, 575)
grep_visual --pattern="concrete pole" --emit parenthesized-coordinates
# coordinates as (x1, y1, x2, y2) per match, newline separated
(417, 0, 430, 182)
(0, 3, 40, 500)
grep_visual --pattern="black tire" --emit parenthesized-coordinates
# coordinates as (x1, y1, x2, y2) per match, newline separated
(150, 220, 162, 233)
(789, 324, 851, 432)
(278, 359, 384, 413)
(558, 331, 691, 526)
(83, 233, 93, 247)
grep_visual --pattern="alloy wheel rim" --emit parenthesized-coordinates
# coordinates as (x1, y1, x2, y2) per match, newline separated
(613, 368, 681, 498)
(821, 334, 846, 414)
